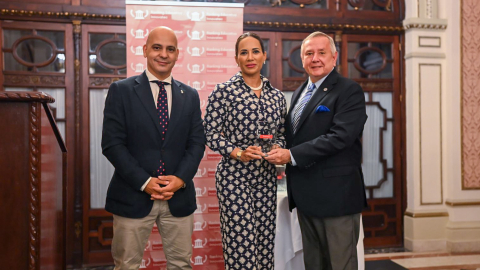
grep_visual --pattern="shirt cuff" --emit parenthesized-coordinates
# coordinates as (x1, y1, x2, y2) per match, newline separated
(290, 150, 297, 166)
(140, 177, 151, 191)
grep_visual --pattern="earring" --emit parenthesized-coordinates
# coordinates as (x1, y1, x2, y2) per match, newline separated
(237, 63, 239, 67)
(264, 61, 266, 65)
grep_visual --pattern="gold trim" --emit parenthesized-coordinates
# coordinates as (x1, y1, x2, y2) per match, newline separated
(404, 23, 447, 30)
(445, 200, 480, 206)
(245, 21, 404, 31)
(418, 36, 441, 48)
(419, 63, 443, 205)
(0, 9, 125, 20)
(405, 210, 449, 218)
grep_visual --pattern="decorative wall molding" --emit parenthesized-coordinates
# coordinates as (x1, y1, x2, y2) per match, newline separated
(3, 75, 65, 86)
(405, 210, 449, 218)
(89, 77, 122, 87)
(403, 18, 447, 30)
(419, 63, 443, 205)
(445, 199, 480, 206)
(0, 9, 124, 20)
(404, 52, 445, 59)
(245, 21, 404, 32)
(418, 36, 441, 47)
(461, 0, 480, 189)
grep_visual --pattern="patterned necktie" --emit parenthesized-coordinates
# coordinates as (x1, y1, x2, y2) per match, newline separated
(156, 81, 169, 175)
(292, 83, 316, 133)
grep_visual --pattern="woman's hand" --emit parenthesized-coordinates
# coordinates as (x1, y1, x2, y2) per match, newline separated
(240, 146, 264, 162)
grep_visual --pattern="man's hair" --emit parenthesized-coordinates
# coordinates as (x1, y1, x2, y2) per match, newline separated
(301, 31, 337, 55)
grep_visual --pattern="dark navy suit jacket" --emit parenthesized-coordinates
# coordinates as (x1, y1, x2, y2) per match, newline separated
(285, 69, 368, 218)
(102, 71, 205, 218)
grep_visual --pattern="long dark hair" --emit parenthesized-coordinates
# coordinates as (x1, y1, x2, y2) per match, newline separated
(235, 32, 265, 56)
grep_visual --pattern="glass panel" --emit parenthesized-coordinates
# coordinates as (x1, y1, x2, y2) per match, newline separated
(3, 29, 32, 49)
(5, 87, 33, 91)
(4, 53, 30, 71)
(347, 0, 393, 11)
(37, 54, 66, 73)
(362, 92, 394, 198)
(99, 41, 126, 67)
(16, 38, 53, 64)
(282, 40, 303, 77)
(373, 172, 393, 198)
(89, 54, 114, 75)
(119, 68, 127, 75)
(90, 89, 115, 208)
(358, 49, 382, 71)
(89, 33, 114, 52)
(362, 104, 386, 188)
(41, 88, 65, 119)
(347, 42, 392, 79)
(37, 31, 65, 51)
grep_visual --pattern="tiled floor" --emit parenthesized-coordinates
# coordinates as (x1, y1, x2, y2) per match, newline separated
(73, 252, 480, 269)
(365, 251, 480, 270)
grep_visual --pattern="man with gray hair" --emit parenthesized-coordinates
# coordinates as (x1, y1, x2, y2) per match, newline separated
(265, 31, 368, 270)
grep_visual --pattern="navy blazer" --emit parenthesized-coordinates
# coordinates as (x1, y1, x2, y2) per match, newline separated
(102, 71, 205, 218)
(285, 69, 368, 218)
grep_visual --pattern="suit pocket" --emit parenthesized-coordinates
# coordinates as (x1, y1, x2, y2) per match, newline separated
(323, 165, 355, 177)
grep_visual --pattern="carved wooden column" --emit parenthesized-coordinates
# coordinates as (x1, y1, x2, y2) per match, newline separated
(71, 19, 83, 266)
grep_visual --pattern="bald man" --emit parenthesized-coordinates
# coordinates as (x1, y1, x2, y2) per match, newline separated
(102, 27, 205, 269)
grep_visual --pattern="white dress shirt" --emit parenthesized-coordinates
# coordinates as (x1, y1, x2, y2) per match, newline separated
(141, 69, 173, 191)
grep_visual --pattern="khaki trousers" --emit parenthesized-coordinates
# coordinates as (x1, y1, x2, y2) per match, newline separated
(112, 200, 194, 270)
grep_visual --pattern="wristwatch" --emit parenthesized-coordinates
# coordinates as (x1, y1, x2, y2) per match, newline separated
(236, 150, 243, 161)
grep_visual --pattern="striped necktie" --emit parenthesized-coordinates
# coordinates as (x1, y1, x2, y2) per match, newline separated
(292, 83, 316, 133)
(156, 81, 169, 175)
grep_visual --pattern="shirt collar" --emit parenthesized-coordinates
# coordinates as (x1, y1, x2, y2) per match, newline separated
(145, 69, 172, 85)
(308, 68, 334, 89)
(229, 71, 274, 91)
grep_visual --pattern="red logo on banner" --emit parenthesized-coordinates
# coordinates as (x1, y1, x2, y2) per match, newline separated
(152, 241, 163, 251)
(208, 221, 221, 230)
(208, 187, 217, 197)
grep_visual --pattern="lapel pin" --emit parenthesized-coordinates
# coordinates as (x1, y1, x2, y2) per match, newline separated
(323, 88, 328, 92)
(181, 89, 184, 94)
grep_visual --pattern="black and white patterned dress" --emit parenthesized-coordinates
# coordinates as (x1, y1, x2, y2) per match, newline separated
(204, 72, 287, 270)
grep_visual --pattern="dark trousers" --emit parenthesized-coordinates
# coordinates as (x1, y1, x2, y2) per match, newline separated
(297, 211, 362, 270)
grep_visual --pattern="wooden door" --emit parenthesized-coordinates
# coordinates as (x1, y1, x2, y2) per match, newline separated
(80, 24, 126, 265)
(342, 34, 403, 247)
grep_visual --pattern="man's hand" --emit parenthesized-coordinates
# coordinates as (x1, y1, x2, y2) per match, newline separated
(144, 177, 174, 201)
(150, 175, 185, 200)
(264, 148, 291, 165)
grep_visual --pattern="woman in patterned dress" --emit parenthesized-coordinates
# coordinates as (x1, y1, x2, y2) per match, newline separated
(204, 32, 287, 270)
